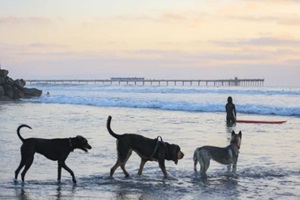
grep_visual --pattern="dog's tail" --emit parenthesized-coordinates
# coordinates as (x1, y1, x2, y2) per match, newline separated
(193, 149, 198, 163)
(107, 116, 121, 139)
(193, 149, 198, 171)
(17, 124, 32, 142)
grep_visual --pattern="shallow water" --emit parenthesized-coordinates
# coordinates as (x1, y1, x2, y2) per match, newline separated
(0, 102, 299, 199)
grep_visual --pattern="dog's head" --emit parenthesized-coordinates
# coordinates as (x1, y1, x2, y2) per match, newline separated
(165, 143, 184, 164)
(75, 135, 92, 152)
(230, 131, 242, 149)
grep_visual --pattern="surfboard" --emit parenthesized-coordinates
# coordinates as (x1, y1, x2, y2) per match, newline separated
(236, 119, 287, 124)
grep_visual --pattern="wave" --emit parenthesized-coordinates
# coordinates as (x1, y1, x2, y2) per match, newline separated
(21, 84, 300, 117)
(23, 95, 300, 117)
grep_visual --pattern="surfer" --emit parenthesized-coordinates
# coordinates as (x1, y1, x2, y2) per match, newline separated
(225, 96, 236, 124)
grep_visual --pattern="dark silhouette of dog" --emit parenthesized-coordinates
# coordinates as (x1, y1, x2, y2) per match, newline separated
(107, 116, 184, 177)
(15, 124, 92, 184)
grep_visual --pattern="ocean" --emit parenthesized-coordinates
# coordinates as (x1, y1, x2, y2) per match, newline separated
(0, 83, 299, 200)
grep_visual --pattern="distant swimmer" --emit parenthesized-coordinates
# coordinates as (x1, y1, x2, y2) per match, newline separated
(46, 91, 50, 96)
(225, 96, 236, 124)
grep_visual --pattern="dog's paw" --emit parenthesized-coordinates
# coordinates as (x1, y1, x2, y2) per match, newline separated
(225, 171, 238, 178)
(200, 173, 208, 179)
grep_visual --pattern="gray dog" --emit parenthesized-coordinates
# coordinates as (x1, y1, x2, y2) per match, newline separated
(193, 131, 242, 176)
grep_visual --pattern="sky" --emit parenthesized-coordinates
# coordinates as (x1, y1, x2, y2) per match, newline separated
(0, 0, 300, 87)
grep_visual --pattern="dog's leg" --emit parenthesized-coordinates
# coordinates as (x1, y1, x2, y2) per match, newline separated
(111, 147, 132, 177)
(198, 152, 205, 175)
(232, 156, 238, 173)
(15, 158, 26, 180)
(158, 159, 168, 177)
(120, 164, 130, 177)
(232, 164, 236, 173)
(15, 145, 33, 181)
(110, 161, 121, 177)
(57, 163, 62, 182)
(138, 159, 147, 175)
(200, 158, 209, 178)
(110, 156, 131, 177)
(21, 156, 34, 182)
(199, 151, 209, 176)
(227, 164, 232, 173)
(204, 159, 210, 174)
(120, 150, 132, 177)
(58, 160, 76, 184)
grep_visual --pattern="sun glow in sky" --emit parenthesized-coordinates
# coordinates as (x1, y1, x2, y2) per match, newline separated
(1, 0, 300, 86)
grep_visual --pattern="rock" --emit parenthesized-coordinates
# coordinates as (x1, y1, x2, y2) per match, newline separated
(0, 86, 4, 96)
(5, 77, 14, 85)
(0, 68, 42, 101)
(0, 69, 9, 77)
(14, 79, 26, 88)
(22, 87, 43, 98)
(4, 85, 13, 99)
(12, 87, 24, 99)
(0, 77, 5, 85)
(0, 96, 12, 101)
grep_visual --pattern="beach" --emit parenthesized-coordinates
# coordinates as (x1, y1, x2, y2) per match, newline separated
(0, 85, 299, 199)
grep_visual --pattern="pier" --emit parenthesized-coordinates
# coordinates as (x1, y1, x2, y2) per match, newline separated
(26, 77, 264, 87)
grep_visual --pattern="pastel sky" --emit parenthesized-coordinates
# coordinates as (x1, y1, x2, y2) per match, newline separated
(1, 0, 300, 86)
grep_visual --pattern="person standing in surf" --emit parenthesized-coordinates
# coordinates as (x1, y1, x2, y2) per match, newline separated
(225, 96, 236, 124)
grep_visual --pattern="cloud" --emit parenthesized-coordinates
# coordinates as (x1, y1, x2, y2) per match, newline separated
(0, 16, 52, 25)
(286, 58, 300, 65)
(213, 37, 300, 47)
(28, 43, 68, 49)
(159, 13, 187, 23)
(1, 41, 296, 66)
(228, 14, 300, 26)
(215, 1, 300, 26)
(107, 11, 207, 25)
(244, 0, 299, 2)
(0, 43, 69, 55)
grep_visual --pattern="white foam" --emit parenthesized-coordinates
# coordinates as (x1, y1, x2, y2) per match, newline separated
(24, 84, 300, 117)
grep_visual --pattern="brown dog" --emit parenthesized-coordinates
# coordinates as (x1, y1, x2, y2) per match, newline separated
(15, 124, 92, 184)
(107, 116, 184, 177)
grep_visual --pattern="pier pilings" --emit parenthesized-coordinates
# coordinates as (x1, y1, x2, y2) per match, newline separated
(26, 78, 264, 87)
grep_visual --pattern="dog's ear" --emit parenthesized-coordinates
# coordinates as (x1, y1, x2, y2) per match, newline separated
(76, 135, 86, 143)
(231, 130, 235, 136)
(171, 145, 182, 165)
(165, 143, 178, 164)
(173, 145, 179, 165)
(238, 131, 242, 138)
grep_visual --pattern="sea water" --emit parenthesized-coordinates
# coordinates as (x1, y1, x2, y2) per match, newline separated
(0, 84, 299, 199)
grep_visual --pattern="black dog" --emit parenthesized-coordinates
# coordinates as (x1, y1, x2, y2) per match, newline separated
(107, 116, 184, 177)
(15, 124, 92, 183)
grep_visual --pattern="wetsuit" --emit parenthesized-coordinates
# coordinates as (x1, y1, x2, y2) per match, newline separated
(226, 103, 236, 123)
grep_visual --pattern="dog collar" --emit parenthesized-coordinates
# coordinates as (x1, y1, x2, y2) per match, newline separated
(69, 138, 74, 151)
(231, 143, 240, 149)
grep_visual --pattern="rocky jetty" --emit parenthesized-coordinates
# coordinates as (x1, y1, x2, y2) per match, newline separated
(0, 68, 42, 101)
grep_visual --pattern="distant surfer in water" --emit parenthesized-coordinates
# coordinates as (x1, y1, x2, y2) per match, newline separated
(225, 96, 236, 124)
